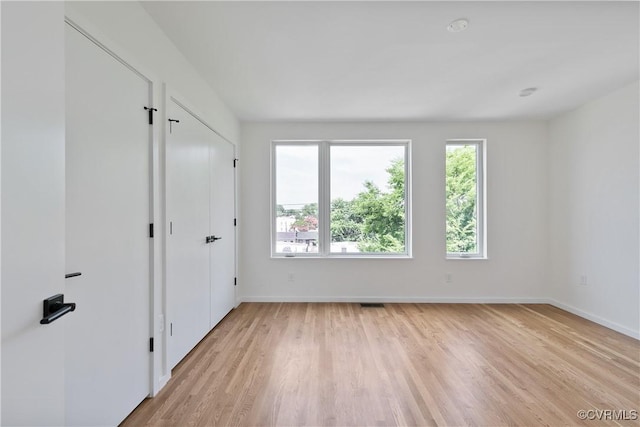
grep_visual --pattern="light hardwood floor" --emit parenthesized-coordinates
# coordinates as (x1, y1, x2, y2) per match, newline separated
(122, 303, 640, 426)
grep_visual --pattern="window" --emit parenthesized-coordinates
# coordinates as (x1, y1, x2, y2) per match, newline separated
(272, 140, 411, 257)
(446, 140, 485, 258)
(274, 144, 319, 254)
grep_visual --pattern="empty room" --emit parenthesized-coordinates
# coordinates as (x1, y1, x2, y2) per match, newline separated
(1, 1, 638, 426)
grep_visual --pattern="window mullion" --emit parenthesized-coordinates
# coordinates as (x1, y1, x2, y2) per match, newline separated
(271, 142, 277, 255)
(319, 141, 331, 256)
(478, 141, 486, 257)
(404, 145, 412, 257)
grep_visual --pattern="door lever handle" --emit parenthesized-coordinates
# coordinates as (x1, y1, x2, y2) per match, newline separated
(211, 235, 222, 242)
(40, 294, 76, 324)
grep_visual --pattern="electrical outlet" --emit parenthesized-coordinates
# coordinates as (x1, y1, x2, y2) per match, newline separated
(445, 273, 453, 284)
(579, 275, 588, 286)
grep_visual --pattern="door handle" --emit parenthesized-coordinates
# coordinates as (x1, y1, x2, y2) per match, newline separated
(205, 235, 222, 244)
(40, 294, 76, 324)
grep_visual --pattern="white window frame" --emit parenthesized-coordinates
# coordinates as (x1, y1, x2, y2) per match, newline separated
(446, 139, 487, 259)
(271, 139, 412, 258)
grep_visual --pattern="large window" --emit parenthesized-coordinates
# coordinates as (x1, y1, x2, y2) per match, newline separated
(446, 140, 485, 258)
(273, 140, 411, 257)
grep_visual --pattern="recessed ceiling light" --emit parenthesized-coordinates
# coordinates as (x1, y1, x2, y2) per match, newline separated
(519, 87, 538, 97)
(447, 18, 469, 33)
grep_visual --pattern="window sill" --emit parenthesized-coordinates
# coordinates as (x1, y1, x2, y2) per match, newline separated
(272, 254, 413, 260)
(446, 255, 488, 260)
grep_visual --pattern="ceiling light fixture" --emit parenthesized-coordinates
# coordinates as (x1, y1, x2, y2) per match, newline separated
(447, 18, 469, 33)
(519, 87, 538, 97)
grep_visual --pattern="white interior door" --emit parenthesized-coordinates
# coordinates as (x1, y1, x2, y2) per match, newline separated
(209, 134, 236, 327)
(166, 100, 211, 369)
(65, 23, 151, 426)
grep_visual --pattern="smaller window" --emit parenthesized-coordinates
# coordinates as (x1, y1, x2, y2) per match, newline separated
(446, 140, 485, 258)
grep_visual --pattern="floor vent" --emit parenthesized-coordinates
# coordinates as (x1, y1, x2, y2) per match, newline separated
(360, 303, 385, 308)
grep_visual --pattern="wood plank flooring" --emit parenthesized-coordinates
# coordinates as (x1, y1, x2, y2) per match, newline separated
(121, 303, 640, 426)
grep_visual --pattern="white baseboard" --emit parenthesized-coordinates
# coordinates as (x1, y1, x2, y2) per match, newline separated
(240, 296, 550, 304)
(547, 299, 639, 340)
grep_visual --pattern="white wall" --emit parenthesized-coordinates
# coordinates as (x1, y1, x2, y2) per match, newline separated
(1, 2, 66, 425)
(548, 81, 639, 338)
(239, 121, 549, 302)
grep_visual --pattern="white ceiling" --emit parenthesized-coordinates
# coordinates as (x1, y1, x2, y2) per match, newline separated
(142, 1, 639, 121)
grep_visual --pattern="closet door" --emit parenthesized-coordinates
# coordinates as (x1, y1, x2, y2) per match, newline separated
(65, 23, 151, 426)
(209, 134, 236, 327)
(166, 100, 211, 369)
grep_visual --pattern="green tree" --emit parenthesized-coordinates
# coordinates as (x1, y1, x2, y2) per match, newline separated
(300, 203, 318, 218)
(293, 215, 318, 231)
(351, 158, 405, 253)
(292, 203, 319, 230)
(330, 198, 363, 242)
(276, 204, 297, 217)
(446, 146, 477, 253)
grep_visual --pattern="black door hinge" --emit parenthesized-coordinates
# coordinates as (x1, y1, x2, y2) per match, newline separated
(149, 223, 154, 238)
(144, 107, 157, 125)
(233, 158, 238, 168)
(149, 337, 154, 352)
(234, 218, 237, 226)
(234, 277, 237, 287)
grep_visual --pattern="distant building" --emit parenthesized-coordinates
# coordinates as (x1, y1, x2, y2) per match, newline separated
(276, 216, 296, 232)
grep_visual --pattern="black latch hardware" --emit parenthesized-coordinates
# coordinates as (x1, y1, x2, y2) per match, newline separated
(65, 272, 82, 279)
(149, 223, 154, 238)
(40, 294, 76, 325)
(168, 118, 180, 133)
(206, 235, 222, 244)
(150, 337, 154, 352)
(144, 106, 157, 125)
